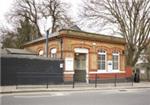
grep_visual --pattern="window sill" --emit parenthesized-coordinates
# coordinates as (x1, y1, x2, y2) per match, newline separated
(64, 71, 74, 74)
(95, 70, 125, 73)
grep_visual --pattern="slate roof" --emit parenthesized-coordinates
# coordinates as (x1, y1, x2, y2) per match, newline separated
(69, 25, 81, 31)
(0, 48, 62, 60)
(23, 29, 126, 47)
(0, 48, 37, 55)
(60, 29, 126, 44)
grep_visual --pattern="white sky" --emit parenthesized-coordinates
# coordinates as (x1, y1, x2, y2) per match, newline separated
(0, 0, 82, 23)
(0, 0, 83, 33)
(0, 0, 116, 36)
(0, 0, 13, 25)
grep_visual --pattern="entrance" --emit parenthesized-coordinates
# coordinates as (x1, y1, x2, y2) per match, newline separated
(74, 53, 86, 82)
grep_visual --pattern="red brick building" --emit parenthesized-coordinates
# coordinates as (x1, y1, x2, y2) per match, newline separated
(23, 29, 132, 83)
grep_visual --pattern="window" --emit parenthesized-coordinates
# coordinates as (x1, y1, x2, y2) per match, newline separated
(112, 51, 119, 70)
(98, 49, 106, 70)
(50, 48, 57, 58)
(38, 49, 44, 56)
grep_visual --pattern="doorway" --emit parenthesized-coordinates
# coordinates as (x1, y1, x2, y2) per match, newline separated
(74, 53, 87, 82)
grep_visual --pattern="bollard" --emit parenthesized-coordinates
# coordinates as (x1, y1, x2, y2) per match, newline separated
(73, 74, 75, 88)
(131, 75, 134, 86)
(16, 76, 18, 89)
(114, 74, 117, 87)
(95, 74, 98, 88)
(46, 76, 49, 88)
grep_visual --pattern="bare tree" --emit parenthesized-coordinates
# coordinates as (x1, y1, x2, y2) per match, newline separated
(41, 0, 74, 33)
(145, 44, 150, 63)
(8, 0, 42, 37)
(81, 0, 150, 67)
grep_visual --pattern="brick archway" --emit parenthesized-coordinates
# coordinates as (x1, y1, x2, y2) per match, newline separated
(36, 47, 44, 55)
(110, 47, 123, 54)
(48, 44, 59, 53)
(71, 44, 92, 52)
(96, 46, 110, 53)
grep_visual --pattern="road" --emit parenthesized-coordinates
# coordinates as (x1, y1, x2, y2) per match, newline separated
(1, 88, 150, 105)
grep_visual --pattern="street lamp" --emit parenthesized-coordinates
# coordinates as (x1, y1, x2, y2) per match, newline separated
(44, 16, 51, 58)
(45, 29, 49, 58)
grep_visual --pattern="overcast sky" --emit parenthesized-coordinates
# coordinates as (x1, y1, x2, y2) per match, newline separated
(0, 0, 81, 24)
(0, 0, 116, 36)
(0, 0, 13, 24)
(0, 0, 83, 33)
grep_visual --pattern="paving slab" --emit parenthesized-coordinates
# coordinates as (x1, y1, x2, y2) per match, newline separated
(1, 82, 150, 94)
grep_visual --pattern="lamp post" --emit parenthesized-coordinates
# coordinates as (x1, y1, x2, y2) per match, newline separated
(45, 29, 49, 58)
(60, 38, 63, 59)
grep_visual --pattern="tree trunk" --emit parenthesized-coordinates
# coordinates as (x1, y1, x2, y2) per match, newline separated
(51, 17, 56, 33)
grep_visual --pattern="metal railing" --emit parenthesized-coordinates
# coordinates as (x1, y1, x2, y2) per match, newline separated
(16, 72, 74, 89)
(16, 72, 134, 89)
(89, 73, 134, 88)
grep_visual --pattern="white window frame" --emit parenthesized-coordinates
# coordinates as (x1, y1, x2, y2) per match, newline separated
(98, 50, 107, 71)
(112, 51, 120, 71)
(50, 48, 57, 58)
(38, 49, 44, 56)
(74, 48, 88, 53)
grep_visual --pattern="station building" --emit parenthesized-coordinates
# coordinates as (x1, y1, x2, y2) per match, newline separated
(23, 29, 132, 83)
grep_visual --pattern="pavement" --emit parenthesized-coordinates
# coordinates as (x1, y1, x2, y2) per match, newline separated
(2, 88, 150, 105)
(0, 82, 150, 94)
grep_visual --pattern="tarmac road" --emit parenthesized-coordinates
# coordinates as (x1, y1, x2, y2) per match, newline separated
(1, 88, 150, 105)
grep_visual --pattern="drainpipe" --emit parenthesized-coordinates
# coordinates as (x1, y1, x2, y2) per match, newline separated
(45, 30, 49, 58)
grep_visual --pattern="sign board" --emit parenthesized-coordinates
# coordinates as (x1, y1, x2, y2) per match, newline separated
(108, 60, 112, 71)
(60, 63, 63, 68)
(141, 70, 145, 74)
(65, 57, 73, 71)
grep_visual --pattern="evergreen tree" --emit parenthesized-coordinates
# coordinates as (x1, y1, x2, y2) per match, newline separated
(2, 17, 36, 48)
(16, 17, 38, 48)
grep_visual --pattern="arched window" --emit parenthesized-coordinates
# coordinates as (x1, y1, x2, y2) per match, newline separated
(98, 49, 107, 70)
(50, 48, 57, 58)
(38, 49, 44, 56)
(112, 51, 120, 70)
